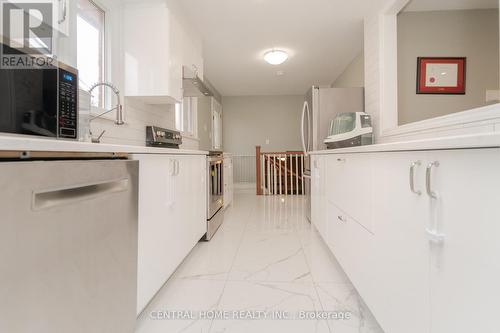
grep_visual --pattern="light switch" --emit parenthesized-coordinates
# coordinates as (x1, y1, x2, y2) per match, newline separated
(265, 139, 270, 145)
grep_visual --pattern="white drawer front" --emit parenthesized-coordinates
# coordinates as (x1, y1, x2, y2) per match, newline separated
(326, 154, 373, 233)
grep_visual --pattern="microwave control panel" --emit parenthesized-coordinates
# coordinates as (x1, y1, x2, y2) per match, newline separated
(58, 68, 78, 139)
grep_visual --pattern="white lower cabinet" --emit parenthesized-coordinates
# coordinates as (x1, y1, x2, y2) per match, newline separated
(311, 156, 326, 236)
(311, 148, 500, 333)
(325, 200, 374, 291)
(426, 149, 500, 333)
(325, 153, 374, 233)
(370, 152, 430, 333)
(132, 154, 206, 315)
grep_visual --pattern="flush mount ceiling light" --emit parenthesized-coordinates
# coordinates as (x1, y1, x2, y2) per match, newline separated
(264, 50, 288, 65)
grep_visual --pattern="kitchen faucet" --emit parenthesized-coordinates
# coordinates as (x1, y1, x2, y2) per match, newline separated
(87, 82, 124, 143)
(88, 82, 125, 125)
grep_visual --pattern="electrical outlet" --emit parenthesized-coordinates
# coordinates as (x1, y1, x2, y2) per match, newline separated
(265, 139, 270, 145)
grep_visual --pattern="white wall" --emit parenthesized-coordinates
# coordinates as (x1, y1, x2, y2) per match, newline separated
(398, 9, 499, 125)
(86, 0, 201, 149)
(363, 13, 383, 141)
(222, 95, 304, 155)
(331, 51, 365, 88)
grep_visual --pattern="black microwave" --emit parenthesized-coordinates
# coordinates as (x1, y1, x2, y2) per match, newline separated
(0, 59, 79, 139)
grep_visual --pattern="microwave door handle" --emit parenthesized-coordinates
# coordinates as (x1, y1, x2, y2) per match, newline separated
(301, 101, 308, 156)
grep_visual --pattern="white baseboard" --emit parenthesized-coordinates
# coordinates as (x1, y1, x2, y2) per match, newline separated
(234, 182, 256, 193)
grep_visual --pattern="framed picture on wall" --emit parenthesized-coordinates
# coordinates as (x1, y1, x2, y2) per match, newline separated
(416, 57, 466, 94)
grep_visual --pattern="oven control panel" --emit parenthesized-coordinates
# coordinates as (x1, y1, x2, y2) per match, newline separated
(146, 126, 182, 148)
(58, 68, 78, 139)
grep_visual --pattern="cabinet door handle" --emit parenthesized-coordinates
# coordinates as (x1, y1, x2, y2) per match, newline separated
(426, 161, 440, 199)
(175, 160, 180, 176)
(58, 0, 67, 24)
(169, 159, 176, 176)
(409, 161, 422, 195)
(337, 215, 347, 223)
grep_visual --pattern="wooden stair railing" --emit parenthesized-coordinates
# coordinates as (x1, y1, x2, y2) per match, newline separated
(256, 146, 305, 196)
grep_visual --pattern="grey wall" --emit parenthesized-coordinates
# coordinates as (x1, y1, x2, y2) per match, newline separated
(332, 51, 365, 88)
(222, 95, 304, 155)
(398, 9, 499, 125)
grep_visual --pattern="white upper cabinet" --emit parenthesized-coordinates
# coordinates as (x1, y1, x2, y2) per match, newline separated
(123, 1, 180, 104)
(54, 0, 77, 67)
(123, 0, 203, 105)
(55, 0, 71, 36)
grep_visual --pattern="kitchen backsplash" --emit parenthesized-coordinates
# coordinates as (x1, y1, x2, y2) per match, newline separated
(89, 97, 199, 150)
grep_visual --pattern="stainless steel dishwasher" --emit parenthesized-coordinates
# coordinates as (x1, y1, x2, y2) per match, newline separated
(0, 156, 139, 333)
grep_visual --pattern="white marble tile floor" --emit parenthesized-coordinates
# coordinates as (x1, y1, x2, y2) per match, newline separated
(136, 193, 384, 333)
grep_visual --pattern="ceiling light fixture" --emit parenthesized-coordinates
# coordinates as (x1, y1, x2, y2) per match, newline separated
(264, 49, 288, 65)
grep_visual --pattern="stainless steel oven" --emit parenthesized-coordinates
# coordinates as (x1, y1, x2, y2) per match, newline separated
(205, 154, 224, 240)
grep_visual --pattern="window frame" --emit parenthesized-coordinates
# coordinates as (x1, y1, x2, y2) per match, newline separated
(77, 0, 112, 114)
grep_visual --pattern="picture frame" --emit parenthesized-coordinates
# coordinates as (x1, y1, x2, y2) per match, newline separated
(416, 57, 466, 94)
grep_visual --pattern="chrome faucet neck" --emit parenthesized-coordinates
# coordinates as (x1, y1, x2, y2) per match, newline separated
(88, 82, 124, 125)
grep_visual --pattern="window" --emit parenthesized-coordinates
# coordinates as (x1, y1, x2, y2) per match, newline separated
(77, 0, 105, 108)
(175, 97, 198, 138)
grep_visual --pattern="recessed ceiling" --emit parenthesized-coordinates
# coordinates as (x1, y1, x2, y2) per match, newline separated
(176, 0, 389, 96)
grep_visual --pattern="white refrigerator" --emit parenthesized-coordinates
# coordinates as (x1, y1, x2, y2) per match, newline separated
(301, 86, 365, 221)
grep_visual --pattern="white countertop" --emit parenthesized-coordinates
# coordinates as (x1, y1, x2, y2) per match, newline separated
(310, 132, 500, 155)
(0, 134, 208, 155)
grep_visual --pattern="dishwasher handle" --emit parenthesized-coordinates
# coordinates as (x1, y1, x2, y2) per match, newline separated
(32, 178, 129, 211)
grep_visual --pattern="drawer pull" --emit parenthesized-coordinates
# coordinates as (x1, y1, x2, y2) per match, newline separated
(337, 215, 347, 223)
(337, 158, 346, 162)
